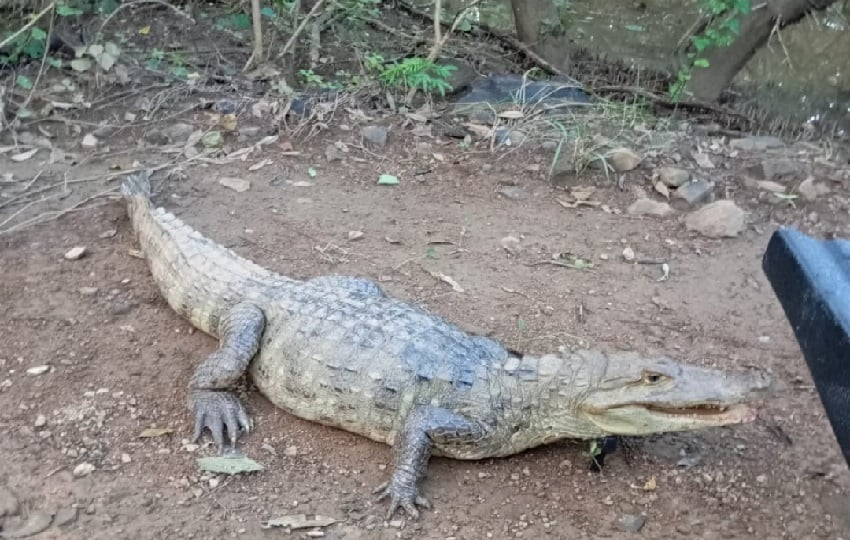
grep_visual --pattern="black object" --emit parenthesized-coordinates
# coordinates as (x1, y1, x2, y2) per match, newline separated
(454, 73, 590, 106)
(588, 436, 620, 472)
(762, 227, 850, 466)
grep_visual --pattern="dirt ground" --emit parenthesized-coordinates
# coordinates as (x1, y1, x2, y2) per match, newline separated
(1, 5, 850, 535)
(2, 100, 850, 540)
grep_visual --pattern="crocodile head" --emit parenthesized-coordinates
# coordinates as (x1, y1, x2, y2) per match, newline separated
(571, 350, 777, 437)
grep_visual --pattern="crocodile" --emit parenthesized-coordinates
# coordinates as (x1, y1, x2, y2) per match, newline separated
(120, 171, 776, 519)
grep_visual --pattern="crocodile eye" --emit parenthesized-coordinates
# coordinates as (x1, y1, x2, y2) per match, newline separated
(643, 372, 665, 384)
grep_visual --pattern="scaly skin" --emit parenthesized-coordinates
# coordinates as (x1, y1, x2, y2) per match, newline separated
(121, 171, 776, 519)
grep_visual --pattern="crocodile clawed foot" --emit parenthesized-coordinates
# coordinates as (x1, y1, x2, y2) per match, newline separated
(190, 389, 251, 451)
(373, 479, 431, 519)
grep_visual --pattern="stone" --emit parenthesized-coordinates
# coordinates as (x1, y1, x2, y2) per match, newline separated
(325, 144, 344, 162)
(81, 134, 98, 148)
(607, 147, 642, 172)
(674, 179, 714, 205)
(73, 462, 95, 477)
(64, 246, 87, 260)
(53, 507, 78, 527)
(729, 136, 785, 152)
(79, 286, 99, 296)
(797, 176, 831, 201)
(617, 514, 646, 533)
(218, 177, 250, 193)
(0, 485, 19, 517)
(627, 198, 673, 217)
(747, 159, 800, 182)
(685, 200, 745, 238)
(163, 122, 194, 141)
(361, 125, 389, 147)
(657, 166, 691, 187)
(2, 512, 52, 538)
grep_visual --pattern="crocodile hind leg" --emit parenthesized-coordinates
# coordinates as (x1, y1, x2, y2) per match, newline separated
(188, 302, 266, 451)
(374, 405, 486, 519)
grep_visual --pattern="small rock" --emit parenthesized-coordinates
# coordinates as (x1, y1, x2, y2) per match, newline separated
(347, 230, 364, 241)
(219, 177, 251, 193)
(325, 144, 344, 162)
(284, 445, 298, 457)
(164, 122, 194, 141)
(674, 179, 714, 205)
(34, 414, 46, 428)
(0, 485, 19, 517)
(618, 514, 646, 533)
(2, 511, 52, 538)
(685, 200, 745, 238)
(209, 477, 220, 488)
(622, 247, 635, 262)
(756, 180, 787, 193)
(237, 125, 261, 138)
(389, 520, 404, 528)
(677, 455, 702, 469)
(694, 151, 715, 169)
(496, 186, 526, 201)
(607, 148, 642, 172)
(756, 474, 767, 483)
(798, 176, 831, 201)
(53, 507, 78, 527)
(657, 166, 691, 187)
(81, 134, 98, 148)
(64, 246, 87, 260)
(500, 235, 522, 255)
(73, 462, 95, 477)
(747, 159, 800, 182)
(729, 135, 785, 152)
(26, 365, 50, 375)
(627, 198, 673, 217)
(361, 125, 389, 147)
(121, 453, 132, 463)
(79, 286, 99, 296)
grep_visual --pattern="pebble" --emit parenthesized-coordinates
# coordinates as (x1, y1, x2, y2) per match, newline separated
(798, 176, 831, 201)
(121, 453, 132, 463)
(657, 166, 691, 187)
(685, 200, 745, 238)
(729, 135, 785, 152)
(73, 462, 95, 477)
(361, 125, 389, 147)
(26, 365, 50, 376)
(389, 519, 403, 528)
(219, 177, 251, 193)
(622, 247, 635, 262)
(53, 507, 78, 527)
(81, 134, 99, 148)
(748, 158, 799, 181)
(607, 147, 642, 172)
(64, 246, 87, 260)
(0, 485, 19, 517)
(325, 144, 344, 162)
(79, 286, 99, 296)
(209, 478, 220, 488)
(674, 179, 714, 205)
(496, 186, 526, 201)
(34, 414, 46, 427)
(618, 514, 646, 533)
(284, 445, 298, 457)
(627, 198, 673, 217)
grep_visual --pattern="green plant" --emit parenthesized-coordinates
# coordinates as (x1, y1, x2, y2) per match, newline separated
(669, 0, 752, 100)
(371, 57, 456, 97)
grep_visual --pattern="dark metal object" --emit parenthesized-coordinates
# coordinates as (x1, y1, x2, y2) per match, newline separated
(762, 227, 850, 466)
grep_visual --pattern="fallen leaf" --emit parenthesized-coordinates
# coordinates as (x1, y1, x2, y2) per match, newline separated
(201, 131, 224, 148)
(644, 476, 657, 491)
(11, 148, 39, 161)
(249, 158, 272, 171)
(348, 230, 364, 241)
(654, 181, 670, 199)
(139, 427, 174, 438)
(139, 25, 151, 35)
(429, 271, 464, 292)
(307, 167, 317, 177)
(70, 58, 92, 72)
(81, 134, 98, 148)
(498, 110, 524, 119)
(261, 514, 338, 530)
(127, 249, 144, 259)
(694, 152, 715, 169)
(291, 181, 313, 187)
(197, 455, 264, 475)
(26, 365, 50, 375)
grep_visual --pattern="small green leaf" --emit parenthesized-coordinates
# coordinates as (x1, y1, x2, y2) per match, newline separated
(693, 58, 710, 68)
(57, 4, 84, 16)
(624, 24, 644, 32)
(16, 75, 33, 90)
(197, 455, 264, 475)
(260, 6, 277, 18)
(377, 174, 399, 185)
(30, 27, 47, 41)
(307, 167, 317, 177)
(46, 57, 62, 68)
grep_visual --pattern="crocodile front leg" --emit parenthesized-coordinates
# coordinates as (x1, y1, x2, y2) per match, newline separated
(375, 405, 486, 519)
(188, 302, 265, 451)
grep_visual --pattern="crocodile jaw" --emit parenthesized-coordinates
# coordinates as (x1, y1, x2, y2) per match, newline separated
(582, 402, 759, 436)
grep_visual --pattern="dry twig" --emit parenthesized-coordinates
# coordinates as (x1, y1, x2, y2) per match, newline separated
(276, 0, 328, 60)
(0, 2, 56, 50)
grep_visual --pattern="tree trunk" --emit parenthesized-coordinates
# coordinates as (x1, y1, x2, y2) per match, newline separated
(684, 0, 839, 102)
(510, 0, 571, 73)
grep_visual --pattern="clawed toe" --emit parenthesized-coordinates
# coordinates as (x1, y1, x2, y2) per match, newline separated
(373, 478, 430, 519)
(190, 390, 251, 450)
